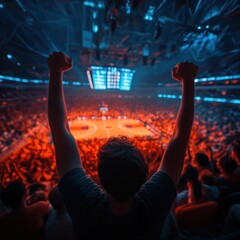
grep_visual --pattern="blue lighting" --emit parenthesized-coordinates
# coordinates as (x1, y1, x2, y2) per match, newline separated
(7, 54, 13, 59)
(83, 1, 95, 7)
(205, 25, 209, 29)
(93, 24, 98, 33)
(142, 44, 150, 56)
(195, 74, 240, 82)
(0, 4, 4, 8)
(72, 82, 81, 86)
(144, 6, 155, 21)
(203, 97, 227, 103)
(87, 66, 135, 91)
(157, 94, 240, 105)
(197, 26, 201, 30)
(203, 10, 220, 22)
(0, 74, 87, 86)
(30, 79, 44, 83)
(195, 96, 202, 101)
(22, 79, 29, 83)
(93, 11, 97, 19)
(230, 100, 240, 104)
(83, 1, 104, 8)
(158, 94, 177, 99)
(16, 0, 26, 12)
(126, 0, 131, 14)
(97, 2, 104, 8)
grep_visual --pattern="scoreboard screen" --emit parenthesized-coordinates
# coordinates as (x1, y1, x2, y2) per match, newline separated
(87, 66, 135, 91)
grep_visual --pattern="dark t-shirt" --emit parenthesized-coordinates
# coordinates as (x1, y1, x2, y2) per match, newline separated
(58, 168, 176, 240)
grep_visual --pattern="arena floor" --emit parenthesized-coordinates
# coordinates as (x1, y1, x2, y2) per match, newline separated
(69, 118, 153, 139)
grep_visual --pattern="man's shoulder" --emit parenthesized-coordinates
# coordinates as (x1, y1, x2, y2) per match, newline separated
(143, 170, 176, 190)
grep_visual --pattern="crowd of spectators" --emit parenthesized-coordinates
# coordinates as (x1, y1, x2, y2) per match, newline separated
(0, 87, 47, 153)
(1, 93, 240, 239)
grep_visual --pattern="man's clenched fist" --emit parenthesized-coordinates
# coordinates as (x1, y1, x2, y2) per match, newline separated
(48, 52, 73, 72)
(172, 62, 198, 82)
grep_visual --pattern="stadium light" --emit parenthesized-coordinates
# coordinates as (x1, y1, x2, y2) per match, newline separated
(157, 94, 240, 104)
(7, 54, 13, 59)
(195, 75, 240, 82)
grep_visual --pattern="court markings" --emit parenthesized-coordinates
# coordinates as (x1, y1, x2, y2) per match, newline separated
(118, 120, 152, 136)
(71, 121, 97, 139)
(70, 119, 152, 139)
(103, 120, 111, 138)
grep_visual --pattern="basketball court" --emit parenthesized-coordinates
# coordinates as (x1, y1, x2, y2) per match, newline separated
(69, 118, 153, 139)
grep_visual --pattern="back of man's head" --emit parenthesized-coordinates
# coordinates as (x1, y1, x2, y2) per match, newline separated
(195, 152, 210, 168)
(97, 136, 149, 201)
(1, 180, 26, 209)
(220, 156, 237, 175)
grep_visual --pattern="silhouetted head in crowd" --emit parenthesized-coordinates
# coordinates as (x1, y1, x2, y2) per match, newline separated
(184, 164, 203, 201)
(28, 182, 46, 195)
(184, 164, 199, 182)
(1, 180, 26, 209)
(194, 153, 209, 169)
(26, 190, 47, 206)
(232, 143, 240, 164)
(199, 170, 216, 186)
(97, 136, 149, 201)
(219, 156, 237, 175)
(48, 185, 64, 211)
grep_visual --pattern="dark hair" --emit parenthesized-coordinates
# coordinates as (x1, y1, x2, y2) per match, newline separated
(1, 180, 26, 209)
(195, 153, 209, 168)
(28, 182, 46, 195)
(184, 164, 203, 201)
(219, 156, 237, 175)
(199, 170, 216, 186)
(232, 143, 240, 161)
(97, 136, 149, 201)
(26, 191, 47, 206)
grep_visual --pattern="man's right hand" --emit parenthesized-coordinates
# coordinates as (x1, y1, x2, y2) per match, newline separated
(48, 52, 73, 73)
(172, 62, 198, 82)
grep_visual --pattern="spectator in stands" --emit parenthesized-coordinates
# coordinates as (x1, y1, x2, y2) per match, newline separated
(177, 164, 203, 206)
(223, 204, 240, 233)
(232, 143, 240, 176)
(0, 180, 50, 240)
(26, 190, 48, 206)
(28, 182, 46, 195)
(232, 143, 240, 164)
(217, 156, 240, 187)
(198, 169, 220, 201)
(26, 182, 48, 205)
(177, 165, 219, 206)
(47, 51, 198, 239)
(193, 152, 210, 174)
(44, 185, 77, 240)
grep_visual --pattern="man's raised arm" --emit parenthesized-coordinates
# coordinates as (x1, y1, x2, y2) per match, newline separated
(48, 52, 81, 178)
(159, 62, 198, 185)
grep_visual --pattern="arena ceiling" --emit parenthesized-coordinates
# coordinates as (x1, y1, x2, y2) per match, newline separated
(0, 0, 240, 89)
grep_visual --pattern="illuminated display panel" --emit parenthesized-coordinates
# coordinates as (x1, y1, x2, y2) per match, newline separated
(87, 66, 135, 91)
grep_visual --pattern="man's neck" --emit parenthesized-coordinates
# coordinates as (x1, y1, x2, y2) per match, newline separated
(107, 194, 133, 216)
